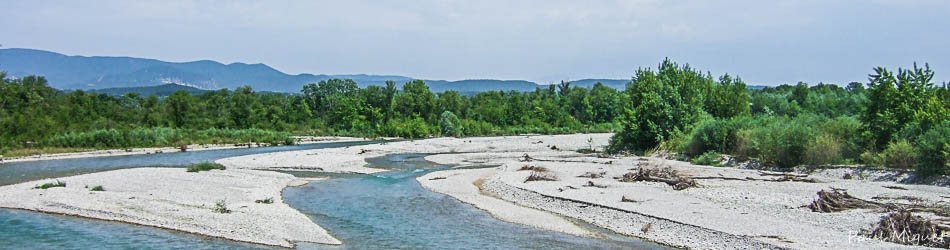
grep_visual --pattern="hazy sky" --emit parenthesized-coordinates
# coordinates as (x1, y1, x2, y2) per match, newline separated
(2, 0, 948, 85)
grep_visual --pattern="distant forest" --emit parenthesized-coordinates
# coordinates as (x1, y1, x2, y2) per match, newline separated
(2, 59, 949, 175)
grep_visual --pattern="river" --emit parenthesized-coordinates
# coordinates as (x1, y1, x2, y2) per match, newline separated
(0, 142, 667, 249)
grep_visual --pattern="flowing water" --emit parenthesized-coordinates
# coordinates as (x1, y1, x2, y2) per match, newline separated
(0, 144, 668, 249)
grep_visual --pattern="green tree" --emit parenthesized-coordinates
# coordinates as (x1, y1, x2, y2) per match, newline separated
(589, 82, 620, 123)
(165, 91, 194, 128)
(608, 59, 711, 153)
(439, 111, 462, 137)
(705, 74, 751, 118)
(393, 80, 436, 120)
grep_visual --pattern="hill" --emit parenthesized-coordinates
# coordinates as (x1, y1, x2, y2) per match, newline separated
(88, 84, 210, 97)
(0, 48, 632, 93)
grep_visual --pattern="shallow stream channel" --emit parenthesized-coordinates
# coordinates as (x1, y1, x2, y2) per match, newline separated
(0, 142, 668, 249)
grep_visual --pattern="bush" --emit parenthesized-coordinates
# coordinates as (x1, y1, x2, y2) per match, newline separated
(255, 197, 274, 204)
(691, 151, 723, 166)
(749, 117, 815, 168)
(186, 162, 226, 172)
(883, 140, 918, 170)
(819, 116, 864, 160)
(439, 111, 462, 137)
(686, 117, 753, 156)
(34, 180, 66, 189)
(804, 133, 843, 166)
(212, 200, 230, 214)
(916, 125, 950, 175)
(381, 117, 431, 139)
(90, 185, 104, 191)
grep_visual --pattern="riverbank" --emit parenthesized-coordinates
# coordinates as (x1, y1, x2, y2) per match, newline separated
(220, 133, 944, 249)
(416, 136, 944, 249)
(0, 168, 340, 247)
(2, 136, 367, 164)
(6, 133, 944, 248)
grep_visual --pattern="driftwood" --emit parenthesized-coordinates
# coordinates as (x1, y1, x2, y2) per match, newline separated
(621, 167, 697, 190)
(808, 189, 883, 212)
(870, 210, 949, 248)
(429, 176, 447, 180)
(621, 196, 640, 203)
(520, 153, 536, 162)
(583, 181, 607, 188)
(577, 171, 606, 178)
(524, 171, 558, 183)
(517, 165, 548, 172)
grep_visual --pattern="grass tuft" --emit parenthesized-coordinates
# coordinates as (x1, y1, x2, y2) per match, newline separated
(212, 200, 231, 213)
(90, 185, 104, 191)
(34, 180, 66, 189)
(186, 162, 226, 172)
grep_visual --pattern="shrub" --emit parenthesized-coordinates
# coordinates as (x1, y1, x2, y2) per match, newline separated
(685, 117, 754, 156)
(186, 162, 226, 172)
(916, 125, 950, 175)
(381, 117, 431, 139)
(212, 200, 231, 213)
(804, 133, 843, 166)
(90, 185, 104, 191)
(439, 111, 463, 137)
(33, 180, 66, 189)
(255, 197, 274, 204)
(882, 140, 917, 170)
(690, 151, 722, 166)
(819, 116, 864, 159)
(749, 118, 815, 168)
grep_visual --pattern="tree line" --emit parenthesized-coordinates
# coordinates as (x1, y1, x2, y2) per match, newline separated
(608, 59, 950, 175)
(2, 59, 948, 175)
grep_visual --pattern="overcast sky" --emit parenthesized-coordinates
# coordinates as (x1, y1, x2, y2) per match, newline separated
(2, 0, 948, 85)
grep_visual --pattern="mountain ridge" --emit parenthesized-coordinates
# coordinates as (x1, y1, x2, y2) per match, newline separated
(0, 48, 630, 93)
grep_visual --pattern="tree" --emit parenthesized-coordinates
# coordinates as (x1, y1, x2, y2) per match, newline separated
(230, 86, 258, 129)
(791, 82, 809, 109)
(705, 74, 751, 118)
(165, 91, 193, 128)
(861, 64, 935, 149)
(439, 111, 462, 137)
(589, 82, 620, 123)
(393, 80, 436, 120)
(608, 59, 711, 153)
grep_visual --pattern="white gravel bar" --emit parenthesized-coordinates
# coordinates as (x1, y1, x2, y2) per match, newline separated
(0, 168, 340, 247)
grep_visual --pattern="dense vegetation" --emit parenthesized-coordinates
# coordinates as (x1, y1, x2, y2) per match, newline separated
(3, 59, 948, 175)
(608, 60, 950, 175)
(0, 72, 621, 155)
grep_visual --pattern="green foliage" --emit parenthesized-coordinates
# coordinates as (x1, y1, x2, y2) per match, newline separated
(439, 111, 462, 137)
(609, 59, 711, 153)
(43, 128, 292, 149)
(705, 74, 751, 118)
(212, 200, 231, 214)
(804, 133, 843, 166)
(748, 117, 816, 168)
(686, 117, 754, 156)
(691, 151, 723, 166)
(916, 124, 950, 175)
(186, 162, 226, 172)
(382, 116, 431, 139)
(393, 80, 436, 120)
(861, 64, 936, 149)
(34, 180, 66, 189)
(90, 185, 105, 191)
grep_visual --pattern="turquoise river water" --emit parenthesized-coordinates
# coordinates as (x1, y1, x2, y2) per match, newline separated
(0, 142, 668, 249)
